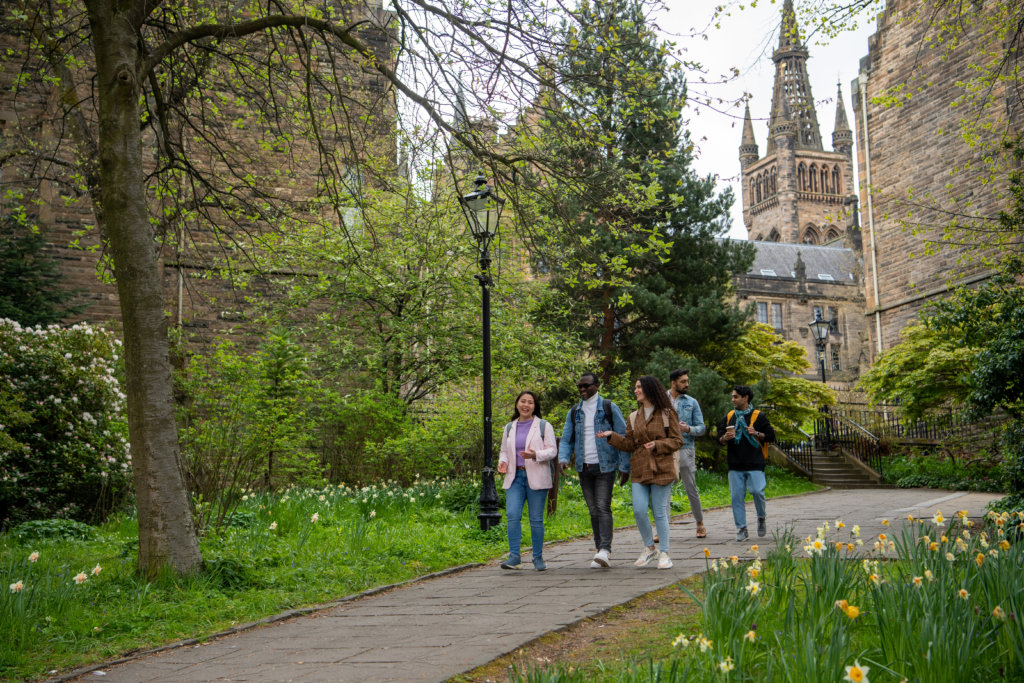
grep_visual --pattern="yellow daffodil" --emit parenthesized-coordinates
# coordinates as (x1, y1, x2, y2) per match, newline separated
(925, 569, 934, 582)
(744, 630, 756, 642)
(745, 580, 761, 595)
(73, 572, 87, 585)
(844, 660, 870, 683)
(91, 564, 102, 576)
(976, 553, 985, 567)
(843, 604, 861, 620)
(912, 576, 923, 587)
(703, 547, 711, 558)
(882, 519, 890, 526)
(932, 510, 945, 527)
(835, 599, 849, 611)
(9, 580, 24, 593)
(836, 519, 846, 529)
(958, 509, 969, 519)
(750, 544, 759, 553)
(719, 657, 735, 673)
(28, 551, 39, 563)
(958, 588, 970, 600)
(945, 552, 956, 562)
(672, 633, 689, 648)
(993, 606, 1006, 621)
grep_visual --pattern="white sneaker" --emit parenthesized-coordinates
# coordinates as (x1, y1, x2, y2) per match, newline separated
(590, 560, 602, 568)
(635, 547, 659, 567)
(657, 552, 673, 570)
(593, 549, 611, 567)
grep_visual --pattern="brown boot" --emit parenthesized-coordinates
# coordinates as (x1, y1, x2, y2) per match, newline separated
(696, 523, 707, 538)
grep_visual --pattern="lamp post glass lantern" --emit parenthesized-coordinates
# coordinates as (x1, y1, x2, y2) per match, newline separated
(460, 173, 505, 531)
(808, 311, 832, 452)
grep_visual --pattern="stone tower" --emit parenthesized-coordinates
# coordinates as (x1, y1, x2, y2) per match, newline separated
(740, 0, 855, 245)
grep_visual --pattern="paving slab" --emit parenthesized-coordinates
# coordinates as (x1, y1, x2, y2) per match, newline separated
(60, 488, 1001, 683)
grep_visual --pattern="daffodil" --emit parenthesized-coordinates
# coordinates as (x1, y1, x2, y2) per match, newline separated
(912, 576, 923, 588)
(9, 580, 24, 593)
(993, 606, 1006, 621)
(844, 660, 870, 683)
(881, 519, 890, 526)
(310, 512, 319, 523)
(743, 630, 756, 642)
(269, 521, 277, 530)
(945, 552, 955, 562)
(73, 572, 88, 585)
(924, 569, 934, 582)
(745, 580, 761, 595)
(672, 633, 689, 648)
(91, 564, 102, 576)
(28, 551, 39, 563)
(843, 604, 861, 620)
(718, 657, 735, 673)
(975, 553, 985, 567)
(703, 547, 711, 558)
(958, 588, 970, 600)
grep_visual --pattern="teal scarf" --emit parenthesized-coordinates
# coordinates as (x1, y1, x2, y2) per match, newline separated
(733, 406, 761, 449)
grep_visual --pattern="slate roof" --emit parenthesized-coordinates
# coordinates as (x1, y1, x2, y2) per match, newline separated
(730, 239, 860, 283)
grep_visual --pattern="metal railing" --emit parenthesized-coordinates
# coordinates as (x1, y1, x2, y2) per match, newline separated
(822, 411, 884, 473)
(828, 406, 977, 443)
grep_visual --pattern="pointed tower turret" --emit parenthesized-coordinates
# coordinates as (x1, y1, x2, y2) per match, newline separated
(766, 0, 822, 153)
(832, 82, 854, 157)
(739, 103, 759, 169)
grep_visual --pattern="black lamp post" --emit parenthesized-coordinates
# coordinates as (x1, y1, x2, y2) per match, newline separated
(808, 311, 833, 453)
(460, 172, 505, 531)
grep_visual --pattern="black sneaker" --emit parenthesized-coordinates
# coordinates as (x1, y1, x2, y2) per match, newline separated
(736, 527, 749, 542)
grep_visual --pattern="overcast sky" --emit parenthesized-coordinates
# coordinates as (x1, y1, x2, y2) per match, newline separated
(658, 1, 878, 238)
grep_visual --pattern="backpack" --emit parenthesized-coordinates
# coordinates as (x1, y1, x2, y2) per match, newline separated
(628, 409, 673, 437)
(570, 398, 614, 427)
(726, 409, 771, 460)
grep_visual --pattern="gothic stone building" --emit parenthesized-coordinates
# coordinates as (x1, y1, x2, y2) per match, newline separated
(735, 0, 867, 385)
(851, 0, 1023, 358)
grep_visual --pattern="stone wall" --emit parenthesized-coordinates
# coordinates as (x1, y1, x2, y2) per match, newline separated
(852, 0, 1022, 357)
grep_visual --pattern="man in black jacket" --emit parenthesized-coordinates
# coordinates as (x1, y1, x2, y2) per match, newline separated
(718, 385, 775, 542)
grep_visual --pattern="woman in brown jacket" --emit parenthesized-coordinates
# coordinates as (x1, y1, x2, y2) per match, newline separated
(597, 375, 683, 569)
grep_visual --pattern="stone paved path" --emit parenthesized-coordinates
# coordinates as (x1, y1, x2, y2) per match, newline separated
(63, 488, 1001, 682)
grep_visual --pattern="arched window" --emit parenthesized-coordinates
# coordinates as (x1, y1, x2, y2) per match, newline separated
(755, 176, 762, 204)
(770, 167, 777, 194)
(821, 165, 830, 193)
(825, 226, 841, 242)
(768, 229, 781, 242)
(809, 164, 819, 193)
(801, 225, 820, 244)
(832, 166, 841, 194)
(797, 163, 807, 191)
(754, 233, 764, 241)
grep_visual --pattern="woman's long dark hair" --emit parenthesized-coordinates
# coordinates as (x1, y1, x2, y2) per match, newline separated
(637, 375, 673, 413)
(509, 390, 542, 421)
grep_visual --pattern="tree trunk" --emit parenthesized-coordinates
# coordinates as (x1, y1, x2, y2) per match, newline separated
(87, 0, 202, 578)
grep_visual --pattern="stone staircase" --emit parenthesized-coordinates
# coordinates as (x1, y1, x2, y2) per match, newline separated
(808, 449, 887, 488)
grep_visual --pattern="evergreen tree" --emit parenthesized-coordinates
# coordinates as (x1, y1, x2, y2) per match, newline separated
(0, 212, 83, 326)
(527, 0, 753, 378)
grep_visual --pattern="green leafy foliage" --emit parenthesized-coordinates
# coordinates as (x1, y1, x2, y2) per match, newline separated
(878, 453, 1005, 493)
(856, 322, 975, 421)
(525, 0, 754, 378)
(713, 323, 835, 440)
(0, 211, 84, 326)
(0, 320, 132, 529)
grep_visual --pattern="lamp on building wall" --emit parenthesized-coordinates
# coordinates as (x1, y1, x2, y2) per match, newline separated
(808, 311, 833, 453)
(460, 172, 505, 531)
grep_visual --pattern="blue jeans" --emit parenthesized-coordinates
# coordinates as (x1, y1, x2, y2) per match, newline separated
(505, 469, 548, 559)
(579, 464, 616, 552)
(632, 482, 672, 553)
(728, 470, 767, 531)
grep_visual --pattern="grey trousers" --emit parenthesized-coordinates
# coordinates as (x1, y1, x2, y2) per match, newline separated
(665, 446, 703, 524)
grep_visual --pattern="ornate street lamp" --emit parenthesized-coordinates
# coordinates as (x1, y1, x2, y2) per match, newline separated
(809, 311, 833, 453)
(460, 172, 505, 531)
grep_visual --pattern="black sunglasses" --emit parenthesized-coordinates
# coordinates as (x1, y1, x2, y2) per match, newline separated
(576, 382, 596, 389)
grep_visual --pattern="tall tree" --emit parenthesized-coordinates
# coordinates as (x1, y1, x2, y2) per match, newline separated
(524, 0, 754, 379)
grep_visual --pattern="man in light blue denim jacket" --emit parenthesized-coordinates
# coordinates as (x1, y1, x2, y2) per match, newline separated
(666, 369, 707, 538)
(558, 372, 631, 568)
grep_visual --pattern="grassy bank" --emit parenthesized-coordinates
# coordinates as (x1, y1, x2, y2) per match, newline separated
(0, 466, 818, 681)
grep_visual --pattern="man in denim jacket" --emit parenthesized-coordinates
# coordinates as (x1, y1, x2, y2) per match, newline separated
(667, 369, 707, 538)
(558, 372, 630, 568)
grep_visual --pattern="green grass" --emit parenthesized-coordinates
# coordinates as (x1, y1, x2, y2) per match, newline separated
(510, 510, 1024, 682)
(0, 467, 818, 681)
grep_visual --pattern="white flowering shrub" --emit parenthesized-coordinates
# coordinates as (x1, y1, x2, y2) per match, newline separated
(0, 319, 132, 528)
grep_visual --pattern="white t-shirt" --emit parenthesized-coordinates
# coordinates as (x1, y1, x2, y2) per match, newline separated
(581, 393, 600, 464)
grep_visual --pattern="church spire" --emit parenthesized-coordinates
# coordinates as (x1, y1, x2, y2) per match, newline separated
(832, 82, 853, 156)
(766, 0, 822, 153)
(739, 102, 759, 168)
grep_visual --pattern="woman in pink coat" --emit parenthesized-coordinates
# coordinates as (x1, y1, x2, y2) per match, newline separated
(496, 391, 558, 571)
